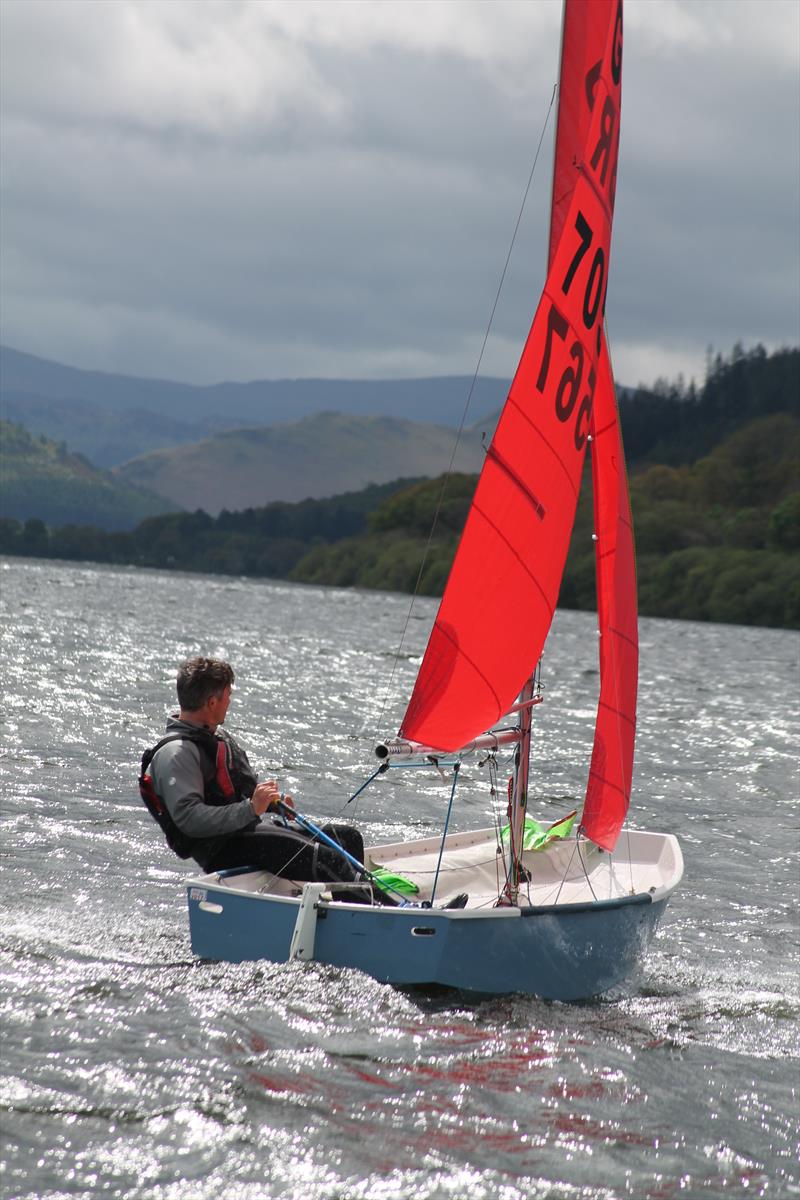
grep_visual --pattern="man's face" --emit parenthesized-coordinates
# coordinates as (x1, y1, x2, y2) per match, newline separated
(208, 685, 232, 726)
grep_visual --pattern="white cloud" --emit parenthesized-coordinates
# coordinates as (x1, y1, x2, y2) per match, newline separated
(1, 0, 560, 138)
(610, 337, 707, 392)
(0, 0, 797, 388)
(1, 0, 348, 135)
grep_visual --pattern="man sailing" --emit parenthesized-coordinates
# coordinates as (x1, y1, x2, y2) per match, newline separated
(140, 656, 383, 898)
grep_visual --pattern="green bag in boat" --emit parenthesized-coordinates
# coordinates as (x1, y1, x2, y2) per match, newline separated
(501, 810, 577, 852)
(370, 867, 420, 896)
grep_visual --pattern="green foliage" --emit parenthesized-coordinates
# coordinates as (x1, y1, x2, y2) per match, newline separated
(291, 474, 472, 594)
(558, 405, 800, 628)
(768, 493, 800, 551)
(619, 344, 799, 466)
(368, 474, 475, 537)
(2, 345, 798, 629)
(636, 549, 800, 627)
(0, 479, 421, 578)
(0, 420, 172, 531)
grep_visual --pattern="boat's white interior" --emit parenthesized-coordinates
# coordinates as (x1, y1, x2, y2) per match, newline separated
(366, 826, 683, 910)
(201, 824, 683, 911)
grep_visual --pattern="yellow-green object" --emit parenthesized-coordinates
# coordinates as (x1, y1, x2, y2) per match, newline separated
(371, 867, 420, 896)
(501, 811, 577, 852)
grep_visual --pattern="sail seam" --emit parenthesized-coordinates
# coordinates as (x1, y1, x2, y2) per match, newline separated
(597, 698, 635, 728)
(608, 624, 637, 652)
(579, 160, 613, 230)
(586, 769, 629, 800)
(506, 393, 581, 500)
(592, 417, 617, 439)
(484, 443, 547, 518)
(423, 618, 503, 717)
(472, 503, 555, 618)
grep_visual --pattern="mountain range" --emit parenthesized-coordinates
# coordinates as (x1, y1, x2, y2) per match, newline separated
(113, 411, 485, 515)
(3, 342, 797, 532)
(0, 344, 503, 524)
(0, 344, 507, 467)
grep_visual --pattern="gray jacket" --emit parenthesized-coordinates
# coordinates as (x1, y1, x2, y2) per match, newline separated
(150, 716, 260, 845)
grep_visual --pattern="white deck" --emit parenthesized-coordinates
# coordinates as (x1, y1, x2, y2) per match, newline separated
(366, 825, 683, 911)
(204, 825, 683, 913)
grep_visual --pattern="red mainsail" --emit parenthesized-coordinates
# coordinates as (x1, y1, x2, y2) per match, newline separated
(401, 3, 624, 753)
(549, 0, 619, 272)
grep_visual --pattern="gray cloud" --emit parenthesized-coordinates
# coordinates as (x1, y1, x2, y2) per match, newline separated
(1, 0, 797, 392)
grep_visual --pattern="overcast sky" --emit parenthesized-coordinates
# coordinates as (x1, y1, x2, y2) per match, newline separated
(1, 0, 798, 393)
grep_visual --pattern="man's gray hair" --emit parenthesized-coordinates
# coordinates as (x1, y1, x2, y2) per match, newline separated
(176, 657, 234, 711)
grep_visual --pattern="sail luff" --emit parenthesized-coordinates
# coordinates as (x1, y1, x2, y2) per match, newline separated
(548, 0, 618, 271)
(400, 2, 624, 754)
(580, 341, 638, 849)
(547, 0, 570, 272)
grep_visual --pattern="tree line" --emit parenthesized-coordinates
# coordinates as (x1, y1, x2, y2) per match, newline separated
(1, 345, 798, 628)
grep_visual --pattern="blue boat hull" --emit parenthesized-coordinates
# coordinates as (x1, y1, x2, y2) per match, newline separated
(187, 879, 669, 1001)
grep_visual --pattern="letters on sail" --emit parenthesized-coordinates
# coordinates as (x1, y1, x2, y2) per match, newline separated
(401, 2, 624, 755)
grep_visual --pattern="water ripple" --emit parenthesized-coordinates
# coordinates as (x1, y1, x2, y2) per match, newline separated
(1, 558, 798, 1200)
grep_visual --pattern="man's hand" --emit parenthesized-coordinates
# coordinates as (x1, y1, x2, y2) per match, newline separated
(251, 779, 280, 816)
(251, 779, 296, 818)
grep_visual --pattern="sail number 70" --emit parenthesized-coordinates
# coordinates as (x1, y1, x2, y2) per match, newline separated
(536, 209, 606, 451)
(562, 211, 606, 332)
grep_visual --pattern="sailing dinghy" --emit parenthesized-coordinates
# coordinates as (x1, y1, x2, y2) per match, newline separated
(187, 0, 683, 1000)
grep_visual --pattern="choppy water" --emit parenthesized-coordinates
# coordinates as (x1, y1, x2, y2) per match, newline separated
(1, 557, 798, 1200)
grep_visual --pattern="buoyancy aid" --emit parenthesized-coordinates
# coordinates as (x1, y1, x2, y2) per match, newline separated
(138, 727, 257, 860)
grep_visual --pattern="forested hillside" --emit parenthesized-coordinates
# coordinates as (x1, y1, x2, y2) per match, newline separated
(1, 345, 798, 627)
(0, 479, 420, 575)
(0, 421, 175, 531)
(564, 413, 799, 626)
(288, 414, 799, 627)
(617, 343, 798, 465)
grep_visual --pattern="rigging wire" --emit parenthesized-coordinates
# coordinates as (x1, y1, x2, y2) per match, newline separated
(430, 763, 461, 906)
(369, 84, 559, 748)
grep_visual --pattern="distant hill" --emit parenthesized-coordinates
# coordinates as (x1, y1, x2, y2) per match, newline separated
(2, 343, 797, 628)
(0, 390, 244, 469)
(0, 345, 509, 462)
(113, 410, 487, 515)
(3, 342, 796, 531)
(0, 421, 177, 530)
(3, 412, 797, 628)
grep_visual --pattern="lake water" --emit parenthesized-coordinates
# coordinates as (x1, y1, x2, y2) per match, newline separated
(1, 557, 798, 1200)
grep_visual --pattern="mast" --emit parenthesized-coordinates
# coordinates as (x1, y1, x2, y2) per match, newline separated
(505, 675, 534, 904)
(504, 0, 568, 905)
